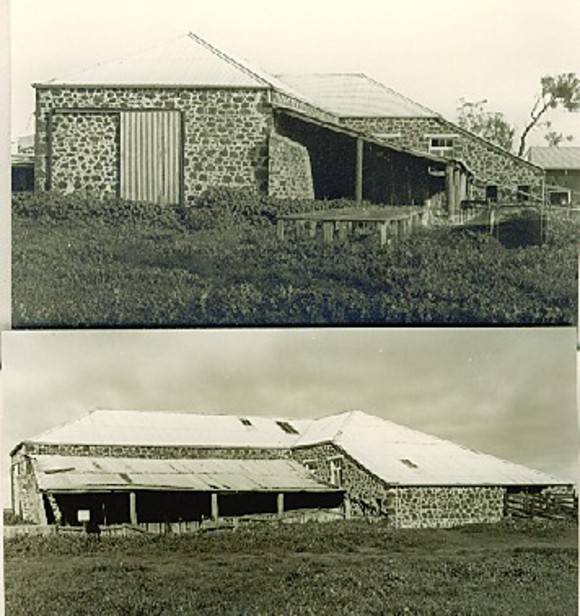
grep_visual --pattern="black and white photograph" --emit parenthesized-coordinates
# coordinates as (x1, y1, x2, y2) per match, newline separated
(8, 0, 580, 328)
(2, 328, 578, 614)
(2, 1, 579, 615)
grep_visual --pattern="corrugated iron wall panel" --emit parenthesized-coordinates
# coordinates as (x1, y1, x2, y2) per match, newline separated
(120, 111, 181, 205)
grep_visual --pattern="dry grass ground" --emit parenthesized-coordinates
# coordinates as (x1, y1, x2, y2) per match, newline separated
(4, 519, 578, 615)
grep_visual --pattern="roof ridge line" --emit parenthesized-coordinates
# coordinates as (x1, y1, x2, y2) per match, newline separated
(187, 32, 272, 89)
(361, 73, 440, 117)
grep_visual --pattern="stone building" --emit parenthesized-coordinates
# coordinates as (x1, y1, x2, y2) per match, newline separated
(528, 146, 580, 205)
(32, 33, 472, 216)
(276, 73, 546, 203)
(11, 410, 569, 530)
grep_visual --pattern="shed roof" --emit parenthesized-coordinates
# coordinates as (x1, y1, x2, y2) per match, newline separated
(19, 410, 567, 487)
(40, 34, 266, 88)
(275, 73, 437, 118)
(296, 411, 566, 487)
(528, 147, 580, 170)
(27, 410, 310, 449)
(32, 455, 337, 493)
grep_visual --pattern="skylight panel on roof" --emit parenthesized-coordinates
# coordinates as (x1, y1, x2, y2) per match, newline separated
(400, 459, 419, 469)
(239, 418, 253, 426)
(276, 421, 299, 435)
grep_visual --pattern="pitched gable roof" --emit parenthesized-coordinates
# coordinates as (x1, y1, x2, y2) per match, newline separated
(18, 410, 566, 487)
(41, 34, 268, 88)
(528, 146, 580, 170)
(275, 73, 437, 118)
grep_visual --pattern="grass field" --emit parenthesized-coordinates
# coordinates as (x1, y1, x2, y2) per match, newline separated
(4, 519, 578, 615)
(12, 193, 578, 327)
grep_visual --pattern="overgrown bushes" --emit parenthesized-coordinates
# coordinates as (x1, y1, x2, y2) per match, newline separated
(12, 190, 578, 326)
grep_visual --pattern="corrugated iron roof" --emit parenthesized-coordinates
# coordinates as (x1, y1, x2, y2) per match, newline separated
(42, 34, 269, 89)
(528, 147, 580, 170)
(275, 74, 437, 118)
(30, 410, 309, 448)
(307, 411, 566, 487)
(33, 455, 337, 493)
(22, 410, 567, 487)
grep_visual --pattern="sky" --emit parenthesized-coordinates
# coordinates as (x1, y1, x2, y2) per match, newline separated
(8, 0, 580, 147)
(1, 327, 577, 506)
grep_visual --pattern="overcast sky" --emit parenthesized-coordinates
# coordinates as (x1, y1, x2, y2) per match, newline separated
(1, 327, 577, 506)
(9, 0, 580, 146)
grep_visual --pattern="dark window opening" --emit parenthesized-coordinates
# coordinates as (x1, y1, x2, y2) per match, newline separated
(400, 458, 419, 469)
(486, 185, 498, 202)
(239, 418, 252, 426)
(276, 421, 299, 434)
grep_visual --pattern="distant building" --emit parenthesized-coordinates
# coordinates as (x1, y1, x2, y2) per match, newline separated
(11, 134, 35, 192)
(528, 146, 580, 205)
(11, 410, 570, 530)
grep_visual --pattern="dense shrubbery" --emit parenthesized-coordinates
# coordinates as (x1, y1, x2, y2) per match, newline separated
(12, 189, 578, 326)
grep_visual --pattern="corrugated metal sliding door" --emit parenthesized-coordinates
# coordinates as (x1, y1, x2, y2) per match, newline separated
(120, 111, 181, 205)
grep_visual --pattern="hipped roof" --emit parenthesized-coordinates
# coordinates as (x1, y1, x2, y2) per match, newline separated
(33, 455, 338, 493)
(18, 410, 567, 488)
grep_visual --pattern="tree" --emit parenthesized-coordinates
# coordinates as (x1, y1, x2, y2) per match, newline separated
(542, 121, 574, 147)
(518, 73, 580, 156)
(457, 98, 515, 152)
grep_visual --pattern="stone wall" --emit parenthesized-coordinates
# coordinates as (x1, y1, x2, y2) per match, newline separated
(268, 132, 314, 198)
(342, 116, 545, 201)
(11, 452, 45, 524)
(394, 486, 505, 529)
(20, 441, 291, 460)
(35, 86, 273, 202)
(291, 443, 394, 518)
(51, 112, 119, 196)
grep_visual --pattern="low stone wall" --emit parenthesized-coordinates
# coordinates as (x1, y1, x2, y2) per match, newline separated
(394, 486, 505, 529)
(268, 132, 314, 199)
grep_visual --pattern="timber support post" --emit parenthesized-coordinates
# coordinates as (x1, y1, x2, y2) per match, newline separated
(129, 491, 138, 526)
(446, 163, 456, 219)
(277, 493, 285, 518)
(355, 137, 364, 203)
(211, 492, 219, 522)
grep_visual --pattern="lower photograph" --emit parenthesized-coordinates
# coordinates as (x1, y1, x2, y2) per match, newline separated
(2, 327, 578, 615)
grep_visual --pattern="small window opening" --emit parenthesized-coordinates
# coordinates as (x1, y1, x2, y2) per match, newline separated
(400, 458, 419, 469)
(485, 185, 498, 202)
(239, 418, 252, 426)
(428, 136, 455, 157)
(276, 421, 299, 434)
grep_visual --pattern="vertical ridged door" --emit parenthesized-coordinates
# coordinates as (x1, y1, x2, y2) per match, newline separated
(120, 111, 181, 205)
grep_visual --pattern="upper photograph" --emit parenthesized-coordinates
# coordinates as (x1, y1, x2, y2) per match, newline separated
(10, 0, 580, 328)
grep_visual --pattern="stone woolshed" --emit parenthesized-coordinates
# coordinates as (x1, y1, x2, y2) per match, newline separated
(33, 33, 473, 215)
(11, 410, 570, 530)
